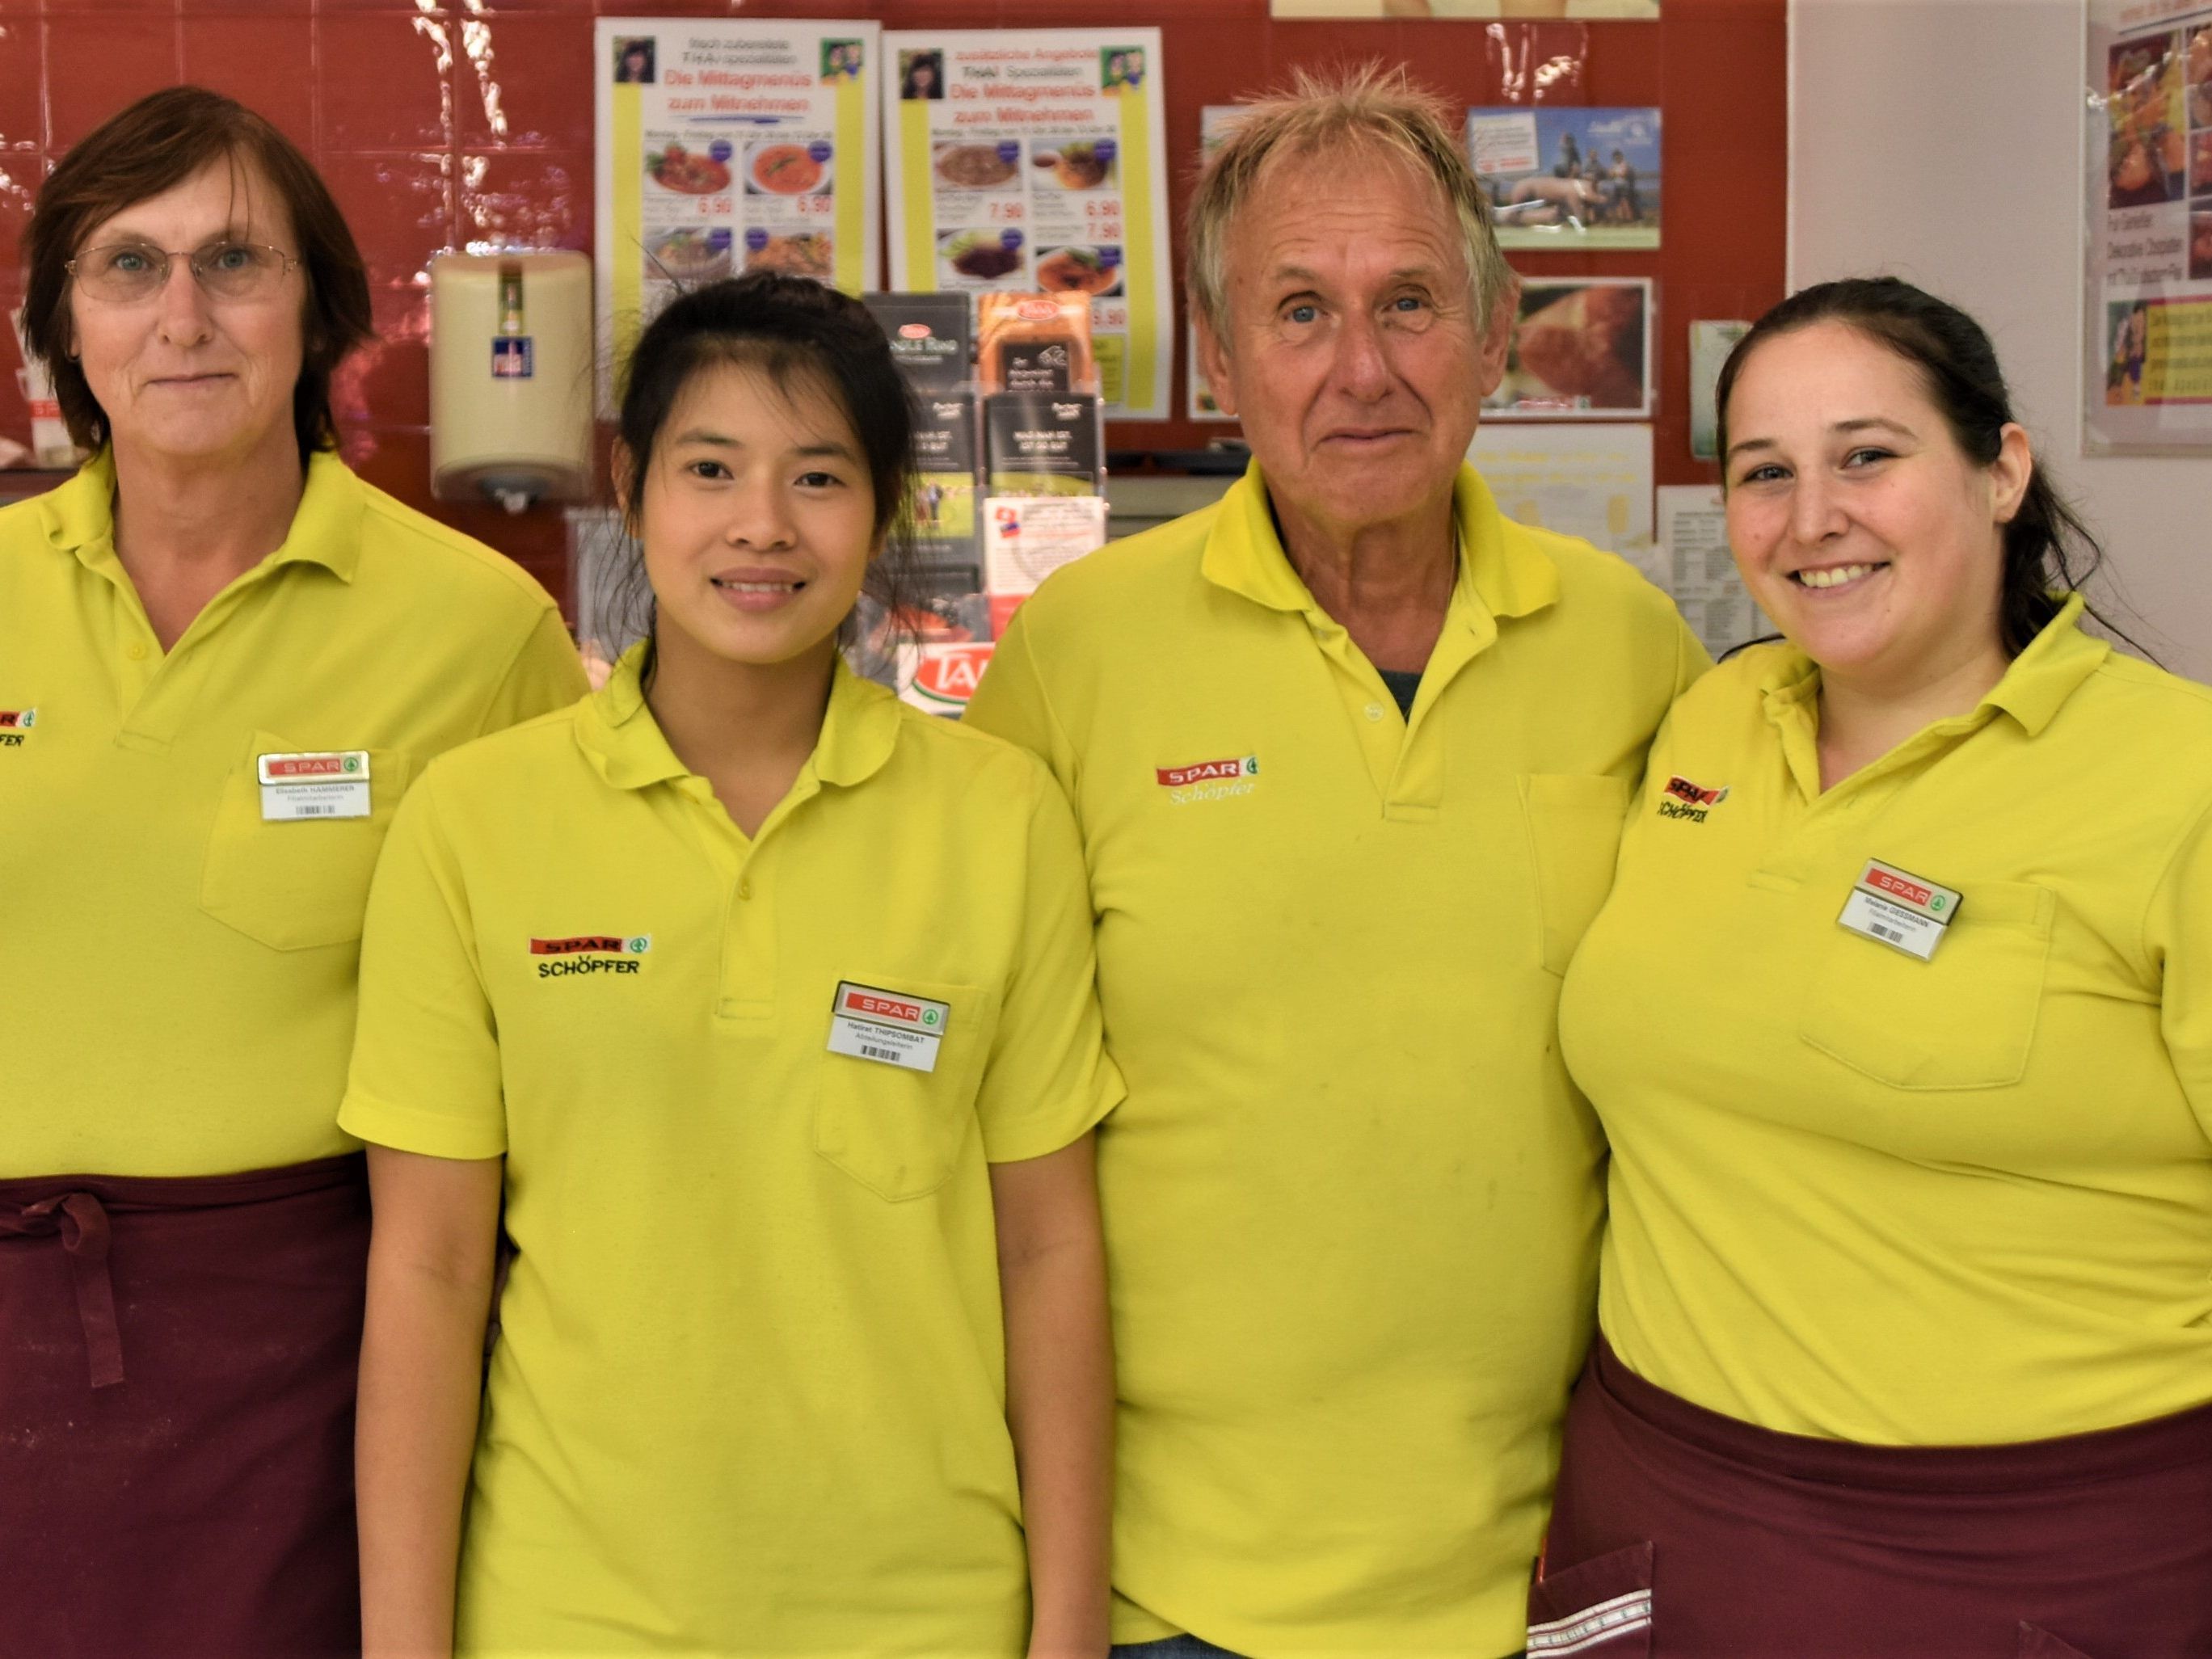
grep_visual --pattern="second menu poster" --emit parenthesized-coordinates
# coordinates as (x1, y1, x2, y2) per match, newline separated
(883, 29, 1173, 419)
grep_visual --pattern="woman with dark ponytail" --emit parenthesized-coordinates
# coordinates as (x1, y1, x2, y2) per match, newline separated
(1529, 276, 2212, 1657)
(1711, 276, 2117, 659)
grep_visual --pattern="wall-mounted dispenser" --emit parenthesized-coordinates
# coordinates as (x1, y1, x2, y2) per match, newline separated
(430, 251, 593, 514)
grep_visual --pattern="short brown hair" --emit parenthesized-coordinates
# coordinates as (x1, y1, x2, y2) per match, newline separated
(21, 86, 374, 461)
(1186, 61, 1515, 342)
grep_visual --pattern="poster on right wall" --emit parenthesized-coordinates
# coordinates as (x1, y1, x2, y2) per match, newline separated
(2084, 0, 2212, 453)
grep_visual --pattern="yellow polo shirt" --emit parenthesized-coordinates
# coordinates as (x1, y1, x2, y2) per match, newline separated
(1563, 597, 2212, 1444)
(963, 461, 1703, 1657)
(0, 449, 584, 1179)
(339, 648, 1120, 1656)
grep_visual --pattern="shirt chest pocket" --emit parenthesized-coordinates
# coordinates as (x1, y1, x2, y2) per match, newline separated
(1799, 879, 2055, 1090)
(200, 729, 413, 951)
(1519, 773, 1633, 976)
(813, 975, 996, 1202)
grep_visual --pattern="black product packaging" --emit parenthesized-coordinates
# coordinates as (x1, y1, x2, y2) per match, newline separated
(996, 332, 1080, 394)
(909, 391, 981, 565)
(983, 393, 1105, 498)
(863, 293, 972, 394)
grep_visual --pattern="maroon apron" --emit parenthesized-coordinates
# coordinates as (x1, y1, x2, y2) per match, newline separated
(1532, 1337, 2212, 1659)
(0, 1154, 370, 1658)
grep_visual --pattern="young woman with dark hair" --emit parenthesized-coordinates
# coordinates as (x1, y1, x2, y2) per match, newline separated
(346, 272, 1116, 1659)
(1530, 276, 2212, 1658)
(0, 86, 584, 1656)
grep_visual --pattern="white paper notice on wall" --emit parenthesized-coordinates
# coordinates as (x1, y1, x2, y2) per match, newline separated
(1657, 485, 1772, 659)
(1470, 423, 1654, 577)
(983, 494, 1109, 637)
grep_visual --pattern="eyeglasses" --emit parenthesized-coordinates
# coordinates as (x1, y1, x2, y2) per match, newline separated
(65, 240, 301, 304)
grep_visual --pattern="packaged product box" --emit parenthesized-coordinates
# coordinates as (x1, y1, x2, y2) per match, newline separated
(983, 393, 1105, 497)
(975, 292, 1098, 396)
(983, 495, 1109, 636)
(862, 292, 972, 394)
(909, 391, 980, 545)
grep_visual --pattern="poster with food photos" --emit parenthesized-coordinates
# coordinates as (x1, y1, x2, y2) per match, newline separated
(1483, 278, 1655, 419)
(2084, 0, 2212, 453)
(883, 28, 1173, 419)
(596, 19, 882, 411)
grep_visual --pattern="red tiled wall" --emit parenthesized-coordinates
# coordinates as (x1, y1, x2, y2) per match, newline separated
(0, 0, 1786, 613)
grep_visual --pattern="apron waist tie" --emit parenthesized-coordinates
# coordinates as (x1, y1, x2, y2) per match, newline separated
(2, 1193, 125, 1388)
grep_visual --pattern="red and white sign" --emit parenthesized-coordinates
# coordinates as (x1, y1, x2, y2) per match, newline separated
(258, 750, 370, 785)
(1662, 775, 1728, 808)
(1855, 859, 1958, 920)
(1864, 865, 1932, 908)
(840, 986, 926, 1028)
(1156, 755, 1258, 789)
(902, 641, 995, 714)
(532, 936, 630, 956)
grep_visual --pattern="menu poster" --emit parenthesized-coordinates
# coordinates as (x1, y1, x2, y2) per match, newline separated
(884, 28, 1173, 419)
(2084, 0, 2212, 453)
(1468, 107, 1662, 250)
(596, 19, 882, 411)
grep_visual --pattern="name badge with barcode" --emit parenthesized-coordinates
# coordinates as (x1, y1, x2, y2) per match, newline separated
(1837, 858, 1962, 962)
(258, 751, 372, 822)
(827, 980, 947, 1073)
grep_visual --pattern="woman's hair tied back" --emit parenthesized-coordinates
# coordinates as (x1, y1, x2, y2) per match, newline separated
(1714, 275, 2110, 659)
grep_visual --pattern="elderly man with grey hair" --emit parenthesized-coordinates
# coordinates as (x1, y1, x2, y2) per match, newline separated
(967, 64, 1704, 1659)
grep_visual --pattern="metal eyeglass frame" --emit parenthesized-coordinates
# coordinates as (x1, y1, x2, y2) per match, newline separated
(64, 240, 302, 301)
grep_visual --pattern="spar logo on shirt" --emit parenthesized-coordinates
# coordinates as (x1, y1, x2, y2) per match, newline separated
(530, 934, 651, 979)
(0, 708, 36, 748)
(1155, 753, 1258, 806)
(1657, 775, 1729, 823)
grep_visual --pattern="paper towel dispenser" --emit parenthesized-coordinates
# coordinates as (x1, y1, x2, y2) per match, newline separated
(430, 251, 592, 513)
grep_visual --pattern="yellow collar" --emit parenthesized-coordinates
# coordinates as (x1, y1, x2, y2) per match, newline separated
(1759, 594, 2108, 741)
(578, 642, 905, 794)
(39, 448, 366, 583)
(1198, 459, 1560, 629)
(1979, 595, 2109, 736)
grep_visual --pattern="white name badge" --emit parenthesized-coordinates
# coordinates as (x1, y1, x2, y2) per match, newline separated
(827, 980, 948, 1074)
(258, 750, 372, 822)
(1837, 858, 1962, 962)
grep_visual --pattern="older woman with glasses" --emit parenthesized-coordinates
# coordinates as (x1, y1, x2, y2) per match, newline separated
(0, 86, 585, 1655)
